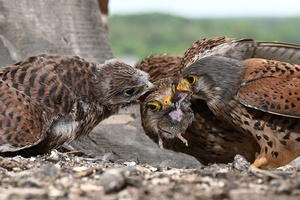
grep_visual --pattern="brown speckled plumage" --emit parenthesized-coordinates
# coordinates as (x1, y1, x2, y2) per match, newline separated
(137, 54, 259, 165)
(140, 76, 259, 164)
(182, 36, 300, 68)
(138, 37, 300, 166)
(0, 54, 154, 156)
(135, 54, 182, 83)
(180, 56, 300, 168)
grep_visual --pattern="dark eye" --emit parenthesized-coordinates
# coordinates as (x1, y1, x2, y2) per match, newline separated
(124, 88, 137, 96)
(147, 101, 162, 111)
(184, 75, 197, 85)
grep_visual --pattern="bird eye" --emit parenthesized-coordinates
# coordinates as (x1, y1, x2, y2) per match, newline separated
(147, 101, 162, 111)
(184, 75, 197, 85)
(124, 88, 137, 96)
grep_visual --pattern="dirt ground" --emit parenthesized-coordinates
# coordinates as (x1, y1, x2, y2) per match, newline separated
(0, 107, 300, 200)
(0, 151, 299, 200)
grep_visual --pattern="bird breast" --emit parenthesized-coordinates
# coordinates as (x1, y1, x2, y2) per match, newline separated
(50, 114, 79, 143)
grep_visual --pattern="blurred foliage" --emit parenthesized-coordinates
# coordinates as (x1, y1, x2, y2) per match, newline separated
(108, 13, 300, 59)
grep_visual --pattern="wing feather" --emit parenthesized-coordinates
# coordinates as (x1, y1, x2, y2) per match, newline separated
(237, 58, 300, 118)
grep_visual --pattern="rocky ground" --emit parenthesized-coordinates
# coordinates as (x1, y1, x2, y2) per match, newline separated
(0, 150, 299, 200)
(0, 107, 300, 200)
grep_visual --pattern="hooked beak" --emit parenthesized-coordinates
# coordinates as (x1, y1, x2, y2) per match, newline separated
(136, 81, 156, 103)
(145, 81, 155, 92)
(177, 81, 193, 94)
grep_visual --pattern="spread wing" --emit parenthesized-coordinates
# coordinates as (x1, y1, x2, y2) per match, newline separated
(254, 41, 300, 65)
(181, 36, 300, 69)
(237, 58, 300, 118)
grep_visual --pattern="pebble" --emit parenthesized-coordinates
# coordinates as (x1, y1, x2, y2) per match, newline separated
(100, 168, 126, 194)
(0, 151, 299, 200)
(232, 155, 250, 171)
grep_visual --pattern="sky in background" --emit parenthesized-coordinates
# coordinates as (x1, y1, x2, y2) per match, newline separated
(110, 0, 300, 18)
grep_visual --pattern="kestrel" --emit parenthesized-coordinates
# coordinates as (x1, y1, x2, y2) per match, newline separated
(178, 56, 300, 168)
(138, 37, 300, 165)
(139, 72, 259, 164)
(0, 54, 154, 156)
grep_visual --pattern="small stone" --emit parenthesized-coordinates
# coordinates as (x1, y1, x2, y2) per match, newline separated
(58, 177, 73, 189)
(48, 150, 60, 162)
(149, 166, 158, 172)
(80, 184, 103, 192)
(29, 157, 36, 162)
(232, 155, 250, 171)
(100, 168, 126, 194)
(34, 164, 59, 180)
(73, 166, 88, 172)
(48, 185, 66, 198)
(124, 161, 137, 166)
(277, 181, 294, 194)
(75, 167, 97, 178)
(151, 177, 171, 185)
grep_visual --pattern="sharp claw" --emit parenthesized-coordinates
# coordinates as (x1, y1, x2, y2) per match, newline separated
(177, 133, 188, 147)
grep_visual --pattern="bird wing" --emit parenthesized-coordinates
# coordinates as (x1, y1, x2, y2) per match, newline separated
(181, 36, 238, 67)
(0, 79, 48, 152)
(254, 41, 300, 65)
(181, 36, 300, 68)
(135, 54, 182, 82)
(237, 58, 300, 118)
(0, 55, 77, 116)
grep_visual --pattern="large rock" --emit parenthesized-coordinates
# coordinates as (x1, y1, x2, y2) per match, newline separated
(0, 0, 199, 167)
(0, 0, 112, 65)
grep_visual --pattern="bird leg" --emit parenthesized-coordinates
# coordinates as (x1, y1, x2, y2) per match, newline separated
(249, 157, 282, 179)
(177, 133, 188, 147)
(252, 157, 268, 168)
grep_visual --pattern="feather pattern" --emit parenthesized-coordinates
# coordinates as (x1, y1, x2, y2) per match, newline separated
(0, 54, 154, 156)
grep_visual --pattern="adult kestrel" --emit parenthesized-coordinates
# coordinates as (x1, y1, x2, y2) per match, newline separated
(139, 73, 259, 164)
(178, 56, 300, 168)
(0, 54, 154, 156)
(138, 37, 300, 165)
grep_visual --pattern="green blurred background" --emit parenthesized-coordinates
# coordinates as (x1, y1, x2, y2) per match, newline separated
(108, 14, 300, 60)
(106, 0, 300, 63)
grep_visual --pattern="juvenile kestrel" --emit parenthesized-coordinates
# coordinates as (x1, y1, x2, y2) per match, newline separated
(0, 54, 154, 156)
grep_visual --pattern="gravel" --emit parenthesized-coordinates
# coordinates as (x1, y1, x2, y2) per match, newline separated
(0, 150, 299, 200)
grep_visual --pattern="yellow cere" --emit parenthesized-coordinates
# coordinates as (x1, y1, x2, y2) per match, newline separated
(163, 95, 172, 107)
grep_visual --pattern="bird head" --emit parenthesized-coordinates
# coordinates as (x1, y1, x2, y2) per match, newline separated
(140, 77, 194, 147)
(177, 56, 246, 103)
(96, 59, 155, 106)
